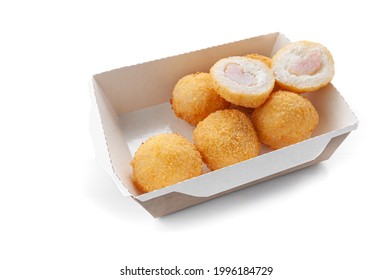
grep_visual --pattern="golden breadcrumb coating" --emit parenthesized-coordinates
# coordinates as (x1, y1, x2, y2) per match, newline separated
(252, 91, 319, 149)
(171, 72, 230, 126)
(245, 54, 272, 68)
(193, 109, 261, 171)
(131, 133, 202, 193)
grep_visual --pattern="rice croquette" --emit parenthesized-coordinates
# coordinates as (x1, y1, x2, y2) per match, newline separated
(131, 133, 202, 192)
(171, 72, 230, 126)
(210, 56, 275, 108)
(193, 109, 261, 170)
(252, 90, 319, 149)
(272, 41, 334, 93)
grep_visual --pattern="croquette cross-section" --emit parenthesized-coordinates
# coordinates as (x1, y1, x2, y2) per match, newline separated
(193, 109, 261, 171)
(131, 134, 202, 193)
(210, 56, 275, 108)
(272, 41, 334, 93)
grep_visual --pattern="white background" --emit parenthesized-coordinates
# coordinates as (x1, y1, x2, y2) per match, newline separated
(1, 1, 391, 279)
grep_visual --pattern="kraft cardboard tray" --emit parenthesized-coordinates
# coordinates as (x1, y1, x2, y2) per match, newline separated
(89, 32, 358, 218)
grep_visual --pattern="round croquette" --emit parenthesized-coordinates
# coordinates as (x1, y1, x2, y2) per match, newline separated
(252, 91, 319, 149)
(171, 72, 230, 126)
(193, 109, 261, 170)
(131, 133, 202, 192)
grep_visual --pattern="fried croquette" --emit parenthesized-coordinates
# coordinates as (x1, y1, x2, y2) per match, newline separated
(131, 133, 202, 193)
(252, 90, 319, 149)
(193, 109, 261, 171)
(245, 54, 272, 68)
(272, 41, 334, 93)
(171, 72, 230, 126)
(210, 56, 275, 108)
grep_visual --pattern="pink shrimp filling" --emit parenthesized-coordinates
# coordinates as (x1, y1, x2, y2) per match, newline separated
(224, 63, 257, 86)
(288, 49, 322, 76)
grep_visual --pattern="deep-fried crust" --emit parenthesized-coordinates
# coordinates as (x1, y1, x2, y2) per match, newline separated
(245, 54, 272, 68)
(193, 109, 261, 170)
(252, 90, 319, 149)
(172, 72, 230, 126)
(131, 133, 202, 192)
